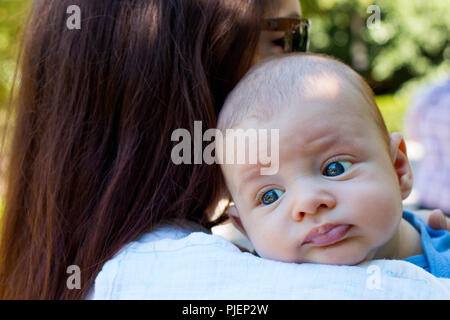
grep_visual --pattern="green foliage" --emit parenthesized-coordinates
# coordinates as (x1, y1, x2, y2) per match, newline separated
(375, 94, 409, 134)
(301, 0, 449, 134)
(0, 0, 31, 217)
(0, 0, 31, 110)
(302, 0, 450, 95)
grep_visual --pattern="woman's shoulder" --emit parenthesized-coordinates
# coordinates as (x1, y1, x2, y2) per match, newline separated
(123, 226, 239, 254)
(96, 220, 241, 261)
(88, 221, 450, 299)
(87, 222, 243, 299)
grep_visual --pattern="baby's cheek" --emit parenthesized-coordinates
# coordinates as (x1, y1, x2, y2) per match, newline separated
(246, 217, 295, 262)
(346, 174, 402, 242)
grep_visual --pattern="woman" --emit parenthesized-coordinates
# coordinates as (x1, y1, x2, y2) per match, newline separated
(0, 0, 448, 300)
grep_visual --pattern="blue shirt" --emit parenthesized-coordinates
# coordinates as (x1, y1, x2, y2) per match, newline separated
(403, 211, 450, 278)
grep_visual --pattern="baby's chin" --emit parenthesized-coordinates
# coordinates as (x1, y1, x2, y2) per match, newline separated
(260, 243, 371, 266)
(301, 243, 372, 266)
(302, 252, 369, 266)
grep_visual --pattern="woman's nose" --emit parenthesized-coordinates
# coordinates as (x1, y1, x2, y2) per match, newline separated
(291, 190, 336, 222)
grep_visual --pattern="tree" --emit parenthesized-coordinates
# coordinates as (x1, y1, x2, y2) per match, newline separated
(302, 0, 450, 95)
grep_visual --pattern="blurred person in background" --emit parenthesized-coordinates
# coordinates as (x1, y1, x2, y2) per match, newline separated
(406, 76, 450, 216)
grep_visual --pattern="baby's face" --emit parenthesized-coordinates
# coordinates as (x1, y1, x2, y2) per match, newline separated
(221, 79, 407, 265)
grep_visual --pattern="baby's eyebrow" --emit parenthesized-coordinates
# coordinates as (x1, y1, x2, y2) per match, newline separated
(280, 129, 363, 167)
(294, 124, 362, 152)
(304, 133, 338, 150)
(303, 124, 344, 144)
(237, 164, 264, 195)
(282, 130, 341, 159)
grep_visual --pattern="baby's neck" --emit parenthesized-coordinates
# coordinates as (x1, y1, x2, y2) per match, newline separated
(372, 218, 424, 260)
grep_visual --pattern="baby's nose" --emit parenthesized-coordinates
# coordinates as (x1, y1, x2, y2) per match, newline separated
(291, 191, 336, 221)
(291, 211, 306, 222)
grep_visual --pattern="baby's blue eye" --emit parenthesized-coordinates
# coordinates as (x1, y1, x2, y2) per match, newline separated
(261, 189, 284, 205)
(323, 161, 352, 177)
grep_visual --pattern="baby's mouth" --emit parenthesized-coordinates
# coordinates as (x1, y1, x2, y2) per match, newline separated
(302, 224, 352, 247)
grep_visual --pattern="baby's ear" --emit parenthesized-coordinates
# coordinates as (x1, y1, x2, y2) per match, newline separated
(389, 132, 413, 199)
(227, 205, 248, 237)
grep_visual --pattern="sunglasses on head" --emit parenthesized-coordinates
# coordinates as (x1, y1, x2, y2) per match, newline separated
(263, 17, 310, 53)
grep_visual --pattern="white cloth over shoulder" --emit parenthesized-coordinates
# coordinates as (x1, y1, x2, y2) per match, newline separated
(89, 223, 450, 299)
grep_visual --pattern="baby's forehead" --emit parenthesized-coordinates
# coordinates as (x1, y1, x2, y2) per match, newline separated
(235, 78, 375, 136)
(218, 53, 391, 149)
(236, 103, 369, 157)
(218, 54, 376, 130)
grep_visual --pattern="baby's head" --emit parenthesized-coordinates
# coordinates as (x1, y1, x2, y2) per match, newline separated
(217, 53, 414, 265)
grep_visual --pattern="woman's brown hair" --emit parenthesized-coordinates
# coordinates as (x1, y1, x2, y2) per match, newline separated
(0, 0, 265, 299)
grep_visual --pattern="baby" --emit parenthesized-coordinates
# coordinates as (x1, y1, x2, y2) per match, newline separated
(217, 53, 450, 277)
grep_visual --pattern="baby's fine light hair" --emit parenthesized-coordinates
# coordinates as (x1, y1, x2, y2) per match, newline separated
(217, 53, 390, 146)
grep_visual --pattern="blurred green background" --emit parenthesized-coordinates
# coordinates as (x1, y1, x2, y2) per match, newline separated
(0, 0, 29, 112)
(0, 0, 31, 217)
(301, 0, 450, 132)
